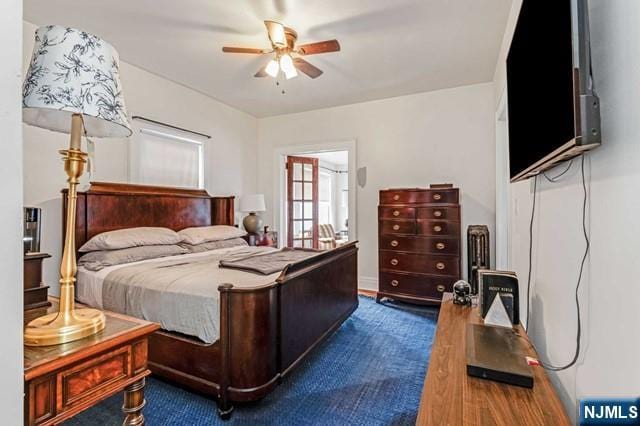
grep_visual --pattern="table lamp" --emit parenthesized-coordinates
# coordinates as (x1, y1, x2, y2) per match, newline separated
(239, 194, 266, 233)
(22, 25, 132, 346)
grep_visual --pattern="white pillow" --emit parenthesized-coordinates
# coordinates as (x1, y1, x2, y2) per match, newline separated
(79, 227, 182, 252)
(178, 225, 247, 245)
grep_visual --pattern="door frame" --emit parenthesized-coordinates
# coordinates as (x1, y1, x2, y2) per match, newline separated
(495, 86, 510, 269)
(273, 140, 357, 248)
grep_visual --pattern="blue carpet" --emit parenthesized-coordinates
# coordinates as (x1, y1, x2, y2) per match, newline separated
(65, 296, 438, 425)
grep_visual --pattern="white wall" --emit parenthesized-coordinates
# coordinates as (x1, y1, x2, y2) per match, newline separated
(494, 0, 640, 420)
(258, 83, 497, 289)
(0, 1, 23, 424)
(22, 21, 259, 295)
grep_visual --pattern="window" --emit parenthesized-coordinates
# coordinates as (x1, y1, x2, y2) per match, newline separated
(129, 124, 205, 189)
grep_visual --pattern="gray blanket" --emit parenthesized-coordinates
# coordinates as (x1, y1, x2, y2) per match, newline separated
(219, 247, 321, 275)
(101, 247, 279, 343)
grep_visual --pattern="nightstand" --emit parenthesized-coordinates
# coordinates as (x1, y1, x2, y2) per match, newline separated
(24, 298, 160, 425)
(243, 229, 278, 247)
(24, 253, 51, 311)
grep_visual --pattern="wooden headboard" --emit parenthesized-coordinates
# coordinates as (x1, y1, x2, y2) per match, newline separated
(63, 181, 235, 251)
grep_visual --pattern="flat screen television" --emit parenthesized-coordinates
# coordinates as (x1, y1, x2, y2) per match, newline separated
(507, 0, 600, 182)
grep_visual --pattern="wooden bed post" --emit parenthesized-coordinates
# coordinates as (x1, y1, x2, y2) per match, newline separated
(217, 283, 234, 419)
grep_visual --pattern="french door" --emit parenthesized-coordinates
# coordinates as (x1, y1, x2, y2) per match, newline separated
(286, 156, 319, 248)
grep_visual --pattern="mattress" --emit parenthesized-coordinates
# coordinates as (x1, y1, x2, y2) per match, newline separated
(76, 246, 280, 343)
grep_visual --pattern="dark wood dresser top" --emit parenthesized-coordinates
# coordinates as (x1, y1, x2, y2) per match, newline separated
(24, 299, 159, 380)
(416, 294, 570, 425)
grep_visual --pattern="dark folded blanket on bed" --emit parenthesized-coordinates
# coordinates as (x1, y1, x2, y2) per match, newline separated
(219, 247, 321, 275)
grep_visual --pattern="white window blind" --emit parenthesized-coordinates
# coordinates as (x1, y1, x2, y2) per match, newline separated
(129, 125, 205, 189)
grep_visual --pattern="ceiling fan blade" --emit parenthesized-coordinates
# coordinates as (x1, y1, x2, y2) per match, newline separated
(293, 58, 323, 79)
(254, 65, 268, 78)
(297, 39, 341, 55)
(222, 46, 270, 54)
(264, 20, 287, 48)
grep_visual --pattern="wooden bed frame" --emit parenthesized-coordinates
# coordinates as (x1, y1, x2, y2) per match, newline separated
(64, 182, 359, 418)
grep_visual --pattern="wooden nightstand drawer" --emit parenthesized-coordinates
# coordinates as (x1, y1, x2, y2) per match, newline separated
(61, 346, 131, 409)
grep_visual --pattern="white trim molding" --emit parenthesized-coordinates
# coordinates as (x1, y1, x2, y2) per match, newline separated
(495, 86, 510, 270)
(358, 276, 378, 291)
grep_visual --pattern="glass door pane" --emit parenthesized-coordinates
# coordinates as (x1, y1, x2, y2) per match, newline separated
(287, 155, 319, 248)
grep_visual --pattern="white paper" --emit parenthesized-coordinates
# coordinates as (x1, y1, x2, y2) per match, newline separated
(484, 296, 513, 328)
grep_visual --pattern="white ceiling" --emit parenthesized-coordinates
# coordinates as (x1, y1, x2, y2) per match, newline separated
(24, 0, 511, 118)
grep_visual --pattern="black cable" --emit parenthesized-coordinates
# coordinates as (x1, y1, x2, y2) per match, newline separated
(530, 155, 589, 371)
(525, 174, 537, 333)
(543, 159, 574, 182)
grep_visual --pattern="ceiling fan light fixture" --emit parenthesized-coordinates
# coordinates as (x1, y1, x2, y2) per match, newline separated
(280, 54, 297, 79)
(265, 21, 287, 48)
(265, 59, 280, 77)
(284, 67, 298, 80)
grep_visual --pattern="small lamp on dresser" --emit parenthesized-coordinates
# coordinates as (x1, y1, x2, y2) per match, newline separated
(22, 25, 132, 346)
(239, 194, 266, 234)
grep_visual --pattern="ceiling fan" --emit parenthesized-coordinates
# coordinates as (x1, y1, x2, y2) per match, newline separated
(222, 21, 340, 80)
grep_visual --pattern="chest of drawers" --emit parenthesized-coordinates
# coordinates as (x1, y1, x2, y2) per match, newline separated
(376, 186, 462, 305)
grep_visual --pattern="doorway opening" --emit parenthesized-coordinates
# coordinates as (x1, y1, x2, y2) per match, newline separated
(275, 143, 355, 250)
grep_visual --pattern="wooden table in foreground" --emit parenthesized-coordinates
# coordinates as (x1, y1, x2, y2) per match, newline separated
(416, 293, 570, 425)
(24, 298, 160, 425)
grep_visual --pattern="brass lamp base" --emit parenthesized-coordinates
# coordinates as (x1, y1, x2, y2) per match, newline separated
(23, 114, 106, 347)
(24, 308, 106, 346)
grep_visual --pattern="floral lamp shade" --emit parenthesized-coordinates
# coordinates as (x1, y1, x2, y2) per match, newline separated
(23, 25, 132, 138)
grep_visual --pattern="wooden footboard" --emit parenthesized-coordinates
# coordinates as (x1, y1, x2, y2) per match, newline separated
(216, 242, 359, 416)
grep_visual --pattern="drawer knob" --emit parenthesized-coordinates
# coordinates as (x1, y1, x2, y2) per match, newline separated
(393, 210, 400, 217)
(437, 284, 445, 292)
(436, 262, 446, 270)
(392, 224, 400, 231)
(390, 240, 399, 247)
(393, 194, 400, 201)
(391, 279, 399, 287)
(433, 193, 442, 201)
(433, 225, 442, 233)
(390, 258, 399, 266)
(434, 210, 442, 218)
(436, 242, 445, 250)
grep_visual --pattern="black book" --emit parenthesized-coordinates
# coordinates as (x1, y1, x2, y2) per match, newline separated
(477, 270, 519, 325)
(466, 324, 534, 388)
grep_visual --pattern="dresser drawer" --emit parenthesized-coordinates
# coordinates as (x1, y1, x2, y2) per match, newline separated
(379, 206, 416, 219)
(380, 220, 416, 235)
(380, 189, 458, 204)
(417, 206, 460, 221)
(379, 272, 454, 300)
(416, 220, 460, 236)
(380, 251, 460, 276)
(379, 235, 459, 255)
